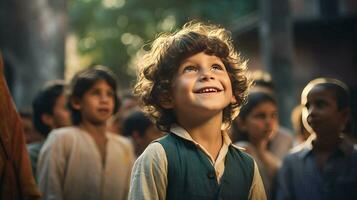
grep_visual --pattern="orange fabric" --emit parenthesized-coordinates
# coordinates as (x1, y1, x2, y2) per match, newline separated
(0, 53, 41, 200)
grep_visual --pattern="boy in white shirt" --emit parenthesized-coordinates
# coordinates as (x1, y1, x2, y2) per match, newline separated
(37, 66, 135, 200)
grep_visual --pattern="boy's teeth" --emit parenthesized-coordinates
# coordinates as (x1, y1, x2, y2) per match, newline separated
(201, 88, 218, 93)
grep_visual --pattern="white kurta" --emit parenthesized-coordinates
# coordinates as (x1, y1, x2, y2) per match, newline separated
(37, 126, 135, 200)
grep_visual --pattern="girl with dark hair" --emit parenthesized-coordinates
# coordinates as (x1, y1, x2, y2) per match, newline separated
(232, 91, 281, 196)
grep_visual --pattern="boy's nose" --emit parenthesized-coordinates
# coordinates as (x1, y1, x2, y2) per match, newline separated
(307, 106, 317, 118)
(100, 94, 110, 102)
(265, 117, 275, 128)
(199, 70, 215, 81)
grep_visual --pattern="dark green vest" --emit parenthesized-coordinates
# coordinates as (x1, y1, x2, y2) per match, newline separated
(157, 133, 254, 200)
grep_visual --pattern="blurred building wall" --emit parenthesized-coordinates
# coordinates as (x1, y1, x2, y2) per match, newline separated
(231, 0, 357, 135)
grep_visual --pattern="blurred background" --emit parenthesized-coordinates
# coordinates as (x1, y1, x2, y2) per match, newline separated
(0, 0, 356, 136)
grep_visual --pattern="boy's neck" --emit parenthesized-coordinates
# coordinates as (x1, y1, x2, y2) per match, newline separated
(188, 121, 223, 162)
(79, 121, 107, 137)
(179, 113, 224, 160)
(314, 132, 341, 153)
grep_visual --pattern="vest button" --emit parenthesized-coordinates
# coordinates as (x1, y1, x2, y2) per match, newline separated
(207, 171, 215, 179)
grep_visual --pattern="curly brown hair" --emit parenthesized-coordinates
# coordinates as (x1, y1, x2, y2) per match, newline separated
(134, 21, 251, 132)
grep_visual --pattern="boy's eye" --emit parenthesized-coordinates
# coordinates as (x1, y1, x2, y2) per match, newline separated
(183, 65, 197, 73)
(315, 100, 326, 108)
(107, 91, 115, 97)
(91, 90, 101, 96)
(253, 113, 266, 120)
(271, 112, 278, 119)
(211, 64, 224, 71)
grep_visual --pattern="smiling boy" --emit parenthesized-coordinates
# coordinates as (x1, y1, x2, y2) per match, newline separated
(128, 21, 266, 200)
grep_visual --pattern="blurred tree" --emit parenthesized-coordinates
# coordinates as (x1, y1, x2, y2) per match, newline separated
(259, 0, 295, 127)
(68, 0, 258, 88)
(0, 0, 67, 109)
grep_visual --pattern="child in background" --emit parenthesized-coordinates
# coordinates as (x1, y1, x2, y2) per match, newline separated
(20, 110, 44, 144)
(28, 80, 71, 176)
(122, 110, 164, 157)
(129, 21, 266, 200)
(275, 78, 357, 200)
(107, 90, 138, 135)
(249, 70, 293, 159)
(232, 92, 282, 197)
(37, 66, 135, 200)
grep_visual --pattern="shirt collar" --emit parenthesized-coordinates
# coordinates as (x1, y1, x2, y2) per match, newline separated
(169, 124, 233, 163)
(297, 134, 355, 159)
(170, 124, 232, 145)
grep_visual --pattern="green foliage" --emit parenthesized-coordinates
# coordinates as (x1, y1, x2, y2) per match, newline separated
(69, 0, 257, 88)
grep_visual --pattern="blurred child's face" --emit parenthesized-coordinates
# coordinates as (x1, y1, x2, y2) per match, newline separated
(141, 125, 164, 149)
(74, 80, 115, 125)
(168, 52, 234, 122)
(304, 85, 347, 136)
(21, 116, 43, 144)
(241, 101, 278, 142)
(51, 93, 71, 128)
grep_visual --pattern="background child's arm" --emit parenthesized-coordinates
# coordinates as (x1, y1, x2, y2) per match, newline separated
(256, 147, 282, 180)
(128, 143, 167, 200)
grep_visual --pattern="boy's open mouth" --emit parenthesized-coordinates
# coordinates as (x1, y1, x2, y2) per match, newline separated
(98, 108, 110, 113)
(194, 87, 222, 93)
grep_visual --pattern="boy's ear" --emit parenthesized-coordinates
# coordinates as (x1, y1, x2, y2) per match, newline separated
(231, 95, 237, 104)
(159, 92, 174, 109)
(340, 107, 351, 129)
(70, 97, 81, 110)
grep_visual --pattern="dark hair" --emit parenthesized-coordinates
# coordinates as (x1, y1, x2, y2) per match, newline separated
(317, 83, 350, 110)
(134, 21, 250, 132)
(232, 92, 277, 142)
(32, 80, 65, 137)
(239, 92, 277, 120)
(19, 110, 33, 119)
(122, 111, 153, 137)
(251, 70, 275, 91)
(68, 66, 120, 125)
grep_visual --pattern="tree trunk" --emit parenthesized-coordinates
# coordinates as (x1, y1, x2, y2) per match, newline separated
(0, 0, 67, 110)
(259, 0, 296, 128)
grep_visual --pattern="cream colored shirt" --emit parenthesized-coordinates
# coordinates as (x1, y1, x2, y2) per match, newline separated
(37, 127, 135, 200)
(128, 125, 266, 200)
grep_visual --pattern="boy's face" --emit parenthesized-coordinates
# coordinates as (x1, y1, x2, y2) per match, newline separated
(303, 85, 347, 136)
(51, 93, 71, 128)
(167, 52, 234, 122)
(72, 80, 115, 125)
(132, 124, 164, 154)
(21, 116, 43, 144)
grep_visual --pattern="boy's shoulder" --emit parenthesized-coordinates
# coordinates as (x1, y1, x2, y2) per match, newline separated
(230, 143, 255, 163)
(47, 126, 80, 140)
(231, 142, 248, 151)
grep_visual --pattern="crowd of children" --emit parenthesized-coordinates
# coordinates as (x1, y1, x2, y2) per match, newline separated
(1, 21, 356, 200)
